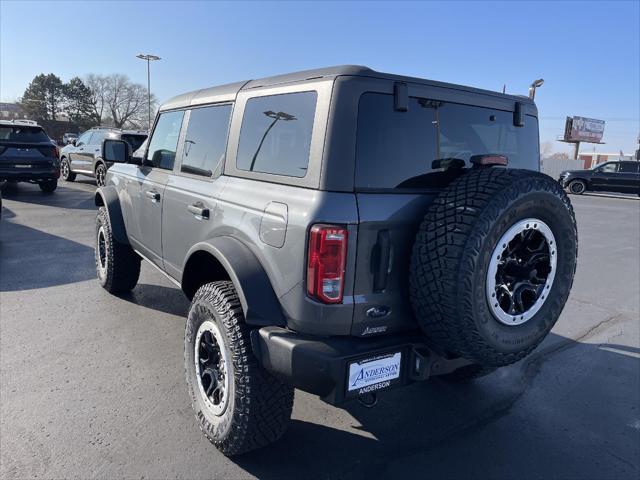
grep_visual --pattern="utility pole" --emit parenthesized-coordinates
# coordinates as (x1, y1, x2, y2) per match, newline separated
(136, 54, 161, 130)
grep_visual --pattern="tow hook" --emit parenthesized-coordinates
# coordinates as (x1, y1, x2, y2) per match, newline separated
(358, 392, 378, 408)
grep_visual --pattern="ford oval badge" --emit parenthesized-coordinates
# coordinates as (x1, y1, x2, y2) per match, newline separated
(365, 306, 390, 318)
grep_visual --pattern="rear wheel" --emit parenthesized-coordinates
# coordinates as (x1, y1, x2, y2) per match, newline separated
(61, 158, 75, 182)
(185, 281, 294, 456)
(410, 168, 578, 367)
(95, 207, 140, 293)
(39, 180, 57, 193)
(567, 179, 586, 195)
(95, 163, 107, 187)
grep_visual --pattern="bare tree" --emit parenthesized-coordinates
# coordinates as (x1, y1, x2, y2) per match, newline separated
(85, 74, 156, 129)
(540, 141, 554, 158)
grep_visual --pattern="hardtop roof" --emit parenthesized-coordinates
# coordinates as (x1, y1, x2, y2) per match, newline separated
(160, 65, 535, 111)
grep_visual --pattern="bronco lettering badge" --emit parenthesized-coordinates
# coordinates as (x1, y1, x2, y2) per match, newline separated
(347, 352, 401, 395)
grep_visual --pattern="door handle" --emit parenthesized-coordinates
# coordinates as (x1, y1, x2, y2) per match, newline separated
(145, 190, 160, 201)
(188, 203, 210, 219)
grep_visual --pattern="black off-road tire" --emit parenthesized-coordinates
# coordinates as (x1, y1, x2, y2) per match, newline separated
(439, 364, 497, 382)
(185, 281, 294, 456)
(39, 180, 57, 193)
(61, 158, 76, 182)
(567, 179, 586, 195)
(410, 168, 578, 367)
(95, 207, 140, 293)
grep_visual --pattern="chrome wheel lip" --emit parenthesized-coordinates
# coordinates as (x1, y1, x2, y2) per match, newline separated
(61, 160, 69, 179)
(97, 226, 108, 274)
(486, 218, 557, 326)
(195, 320, 231, 416)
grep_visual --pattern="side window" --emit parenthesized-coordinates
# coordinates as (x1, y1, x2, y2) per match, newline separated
(619, 162, 639, 173)
(181, 104, 233, 176)
(90, 131, 107, 145)
(599, 163, 618, 173)
(146, 110, 185, 170)
(76, 131, 92, 146)
(236, 91, 317, 178)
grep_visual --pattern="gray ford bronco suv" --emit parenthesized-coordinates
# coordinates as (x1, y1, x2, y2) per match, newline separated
(95, 66, 578, 456)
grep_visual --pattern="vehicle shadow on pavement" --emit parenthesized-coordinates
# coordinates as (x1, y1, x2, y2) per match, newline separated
(0, 220, 95, 291)
(1, 181, 97, 210)
(235, 335, 640, 480)
(119, 284, 190, 317)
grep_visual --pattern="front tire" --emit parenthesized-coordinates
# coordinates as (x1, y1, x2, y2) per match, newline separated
(185, 281, 294, 456)
(567, 179, 586, 195)
(95, 207, 140, 293)
(39, 180, 57, 193)
(61, 158, 76, 182)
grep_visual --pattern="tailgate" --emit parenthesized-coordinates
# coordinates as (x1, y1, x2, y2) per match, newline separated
(351, 192, 438, 337)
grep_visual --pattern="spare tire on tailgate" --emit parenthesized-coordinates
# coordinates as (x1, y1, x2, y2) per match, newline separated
(410, 167, 578, 367)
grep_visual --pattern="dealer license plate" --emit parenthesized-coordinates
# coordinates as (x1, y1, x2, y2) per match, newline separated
(347, 351, 402, 395)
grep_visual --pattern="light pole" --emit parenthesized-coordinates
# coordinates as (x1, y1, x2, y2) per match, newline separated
(528, 78, 544, 100)
(136, 53, 161, 130)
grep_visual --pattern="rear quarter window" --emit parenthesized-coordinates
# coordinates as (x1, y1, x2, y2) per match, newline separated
(355, 93, 540, 190)
(236, 91, 317, 178)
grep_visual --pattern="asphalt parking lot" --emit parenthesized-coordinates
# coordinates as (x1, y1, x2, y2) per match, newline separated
(1, 179, 639, 480)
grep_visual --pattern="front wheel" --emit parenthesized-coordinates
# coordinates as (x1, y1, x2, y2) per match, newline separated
(61, 158, 76, 182)
(567, 179, 586, 195)
(95, 207, 140, 293)
(95, 163, 107, 187)
(185, 281, 294, 456)
(39, 180, 57, 193)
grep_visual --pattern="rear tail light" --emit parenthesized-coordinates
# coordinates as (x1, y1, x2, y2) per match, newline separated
(307, 224, 348, 304)
(36, 146, 58, 158)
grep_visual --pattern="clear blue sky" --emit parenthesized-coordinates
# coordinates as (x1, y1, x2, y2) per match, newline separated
(1, 0, 638, 153)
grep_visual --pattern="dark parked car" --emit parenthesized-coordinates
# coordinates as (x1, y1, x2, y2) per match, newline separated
(0, 120, 60, 192)
(60, 127, 147, 186)
(559, 161, 640, 195)
(95, 65, 578, 456)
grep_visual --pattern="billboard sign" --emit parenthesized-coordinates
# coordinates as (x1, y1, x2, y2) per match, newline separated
(564, 116, 605, 143)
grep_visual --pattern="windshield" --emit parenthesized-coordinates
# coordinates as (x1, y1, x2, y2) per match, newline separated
(0, 126, 50, 143)
(122, 134, 147, 152)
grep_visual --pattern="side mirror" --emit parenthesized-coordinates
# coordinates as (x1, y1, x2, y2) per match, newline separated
(70, 139, 77, 146)
(102, 139, 131, 163)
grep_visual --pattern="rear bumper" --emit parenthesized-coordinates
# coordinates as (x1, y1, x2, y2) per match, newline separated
(0, 168, 59, 182)
(252, 326, 471, 405)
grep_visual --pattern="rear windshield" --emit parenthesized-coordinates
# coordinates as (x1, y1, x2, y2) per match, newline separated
(121, 134, 147, 152)
(355, 93, 539, 189)
(0, 126, 49, 143)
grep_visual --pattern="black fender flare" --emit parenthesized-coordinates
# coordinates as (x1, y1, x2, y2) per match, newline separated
(94, 186, 129, 245)
(184, 237, 286, 327)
